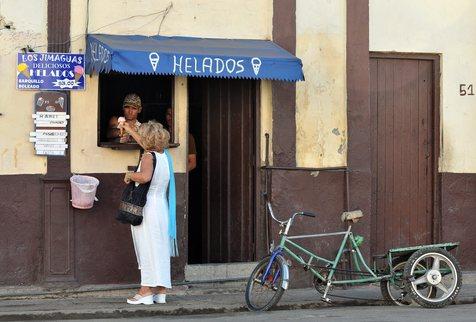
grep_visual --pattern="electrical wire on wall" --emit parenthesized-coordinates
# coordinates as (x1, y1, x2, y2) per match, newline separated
(130, 2, 173, 34)
(157, 2, 173, 35)
(0, 1, 174, 57)
(85, 0, 90, 35)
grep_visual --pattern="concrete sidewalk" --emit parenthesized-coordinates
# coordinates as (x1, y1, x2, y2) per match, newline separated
(0, 279, 475, 321)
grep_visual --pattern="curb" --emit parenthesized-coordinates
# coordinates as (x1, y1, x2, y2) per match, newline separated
(1, 271, 474, 300)
(0, 295, 474, 321)
(0, 280, 247, 301)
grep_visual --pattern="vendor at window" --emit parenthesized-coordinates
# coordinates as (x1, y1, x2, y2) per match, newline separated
(107, 93, 142, 143)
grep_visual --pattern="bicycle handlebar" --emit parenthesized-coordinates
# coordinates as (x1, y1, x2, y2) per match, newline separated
(266, 201, 317, 225)
(297, 211, 316, 218)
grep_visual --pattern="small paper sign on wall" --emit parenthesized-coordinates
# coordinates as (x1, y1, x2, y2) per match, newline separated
(30, 92, 69, 156)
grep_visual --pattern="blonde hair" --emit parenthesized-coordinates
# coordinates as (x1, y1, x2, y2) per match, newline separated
(138, 120, 170, 151)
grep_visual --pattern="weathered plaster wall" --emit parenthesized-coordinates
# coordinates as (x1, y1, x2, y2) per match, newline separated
(0, 175, 43, 284)
(370, 0, 476, 173)
(295, 0, 347, 168)
(1, 0, 274, 174)
(271, 170, 346, 287)
(441, 173, 476, 268)
(70, 0, 273, 174)
(260, 80, 273, 165)
(86, 0, 272, 39)
(0, 0, 47, 174)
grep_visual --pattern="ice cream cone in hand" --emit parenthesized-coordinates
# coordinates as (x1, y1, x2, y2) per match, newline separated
(117, 117, 126, 136)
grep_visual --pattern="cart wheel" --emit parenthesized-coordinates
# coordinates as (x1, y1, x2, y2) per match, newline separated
(404, 247, 462, 308)
(381, 258, 435, 306)
(245, 255, 286, 311)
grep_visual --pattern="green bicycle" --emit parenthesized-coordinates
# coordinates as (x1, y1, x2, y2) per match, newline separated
(245, 197, 462, 311)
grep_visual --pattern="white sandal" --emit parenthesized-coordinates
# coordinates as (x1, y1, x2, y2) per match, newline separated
(126, 293, 154, 305)
(153, 293, 166, 304)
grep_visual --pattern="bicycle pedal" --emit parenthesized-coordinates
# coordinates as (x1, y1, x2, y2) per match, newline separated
(321, 296, 332, 304)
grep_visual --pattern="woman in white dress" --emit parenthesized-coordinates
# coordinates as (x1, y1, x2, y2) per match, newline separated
(120, 120, 176, 305)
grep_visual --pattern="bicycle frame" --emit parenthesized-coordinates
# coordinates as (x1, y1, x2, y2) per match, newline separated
(248, 200, 463, 311)
(273, 219, 391, 298)
(248, 199, 463, 310)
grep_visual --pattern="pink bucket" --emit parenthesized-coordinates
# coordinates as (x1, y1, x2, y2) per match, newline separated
(70, 175, 99, 209)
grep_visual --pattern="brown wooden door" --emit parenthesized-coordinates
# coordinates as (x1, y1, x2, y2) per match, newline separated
(200, 78, 256, 263)
(370, 56, 437, 255)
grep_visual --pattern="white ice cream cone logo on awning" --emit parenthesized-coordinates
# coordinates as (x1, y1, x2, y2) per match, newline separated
(251, 57, 262, 75)
(149, 52, 160, 72)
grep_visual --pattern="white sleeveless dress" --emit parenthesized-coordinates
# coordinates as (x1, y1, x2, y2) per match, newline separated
(131, 151, 171, 288)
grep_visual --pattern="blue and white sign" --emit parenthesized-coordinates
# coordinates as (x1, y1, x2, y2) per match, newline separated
(86, 34, 304, 82)
(17, 53, 85, 90)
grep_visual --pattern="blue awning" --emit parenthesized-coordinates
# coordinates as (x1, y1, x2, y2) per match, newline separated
(86, 34, 304, 82)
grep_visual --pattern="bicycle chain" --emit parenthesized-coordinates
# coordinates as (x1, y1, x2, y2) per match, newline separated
(322, 292, 388, 303)
(291, 259, 393, 303)
(306, 263, 378, 277)
(310, 264, 390, 302)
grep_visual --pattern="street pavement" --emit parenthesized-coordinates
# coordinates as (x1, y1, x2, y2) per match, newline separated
(0, 282, 475, 321)
(61, 303, 476, 322)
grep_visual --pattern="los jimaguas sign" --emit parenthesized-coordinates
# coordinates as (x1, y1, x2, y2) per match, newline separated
(17, 53, 85, 91)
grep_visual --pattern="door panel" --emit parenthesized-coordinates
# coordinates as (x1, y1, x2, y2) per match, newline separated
(371, 57, 435, 254)
(201, 78, 255, 263)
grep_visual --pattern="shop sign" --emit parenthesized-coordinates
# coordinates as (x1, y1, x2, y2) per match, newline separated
(17, 53, 85, 91)
(29, 92, 69, 156)
(86, 35, 304, 81)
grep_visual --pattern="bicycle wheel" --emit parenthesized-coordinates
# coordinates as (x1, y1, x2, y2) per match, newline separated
(404, 247, 462, 308)
(381, 258, 435, 306)
(245, 256, 286, 311)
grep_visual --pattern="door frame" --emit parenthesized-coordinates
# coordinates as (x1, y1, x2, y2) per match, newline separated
(253, 81, 261, 261)
(369, 52, 441, 256)
(186, 78, 261, 264)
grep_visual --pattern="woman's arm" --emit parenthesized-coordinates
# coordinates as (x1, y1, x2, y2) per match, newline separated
(125, 153, 153, 184)
(119, 121, 145, 149)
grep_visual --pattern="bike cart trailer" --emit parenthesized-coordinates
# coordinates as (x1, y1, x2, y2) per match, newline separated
(245, 195, 462, 311)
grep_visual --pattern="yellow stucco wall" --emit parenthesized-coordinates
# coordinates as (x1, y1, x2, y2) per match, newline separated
(370, 0, 476, 173)
(260, 80, 273, 165)
(0, 0, 47, 174)
(70, 0, 273, 174)
(295, 0, 347, 168)
(85, 0, 272, 39)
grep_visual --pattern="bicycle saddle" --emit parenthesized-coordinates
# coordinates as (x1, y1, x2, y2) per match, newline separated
(341, 210, 364, 223)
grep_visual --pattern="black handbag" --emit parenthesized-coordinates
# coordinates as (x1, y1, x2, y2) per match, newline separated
(116, 152, 156, 226)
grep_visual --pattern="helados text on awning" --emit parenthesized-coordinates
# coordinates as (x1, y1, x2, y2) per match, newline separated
(86, 34, 304, 82)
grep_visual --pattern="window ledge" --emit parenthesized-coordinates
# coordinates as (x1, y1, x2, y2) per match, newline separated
(98, 142, 180, 150)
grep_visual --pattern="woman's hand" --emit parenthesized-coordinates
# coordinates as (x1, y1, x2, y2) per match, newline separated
(124, 172, 132, 184)
(119, 121, 134, 135)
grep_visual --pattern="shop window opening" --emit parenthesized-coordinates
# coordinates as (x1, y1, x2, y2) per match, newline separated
(97, 72, 175, 149)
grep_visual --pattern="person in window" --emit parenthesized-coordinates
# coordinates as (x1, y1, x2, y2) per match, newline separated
(107, 93, 142, 143)
(165, 107, 197, 171)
